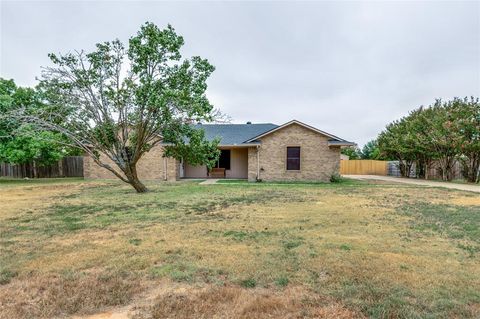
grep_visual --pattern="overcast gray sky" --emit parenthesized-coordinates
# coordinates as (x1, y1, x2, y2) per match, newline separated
(1, 1, 479, 146)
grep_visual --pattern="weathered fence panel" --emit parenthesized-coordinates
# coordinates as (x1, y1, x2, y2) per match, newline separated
(387, 160, 463, 180)
(0, 156, 84, 178)
(340, 160, 387, 175)
(387, 161, 416, 178)
(62, 156, 84, 177)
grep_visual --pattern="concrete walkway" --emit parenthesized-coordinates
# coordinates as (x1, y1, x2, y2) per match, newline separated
(344, 175, 480, 193)
(199, 179, 219, 185)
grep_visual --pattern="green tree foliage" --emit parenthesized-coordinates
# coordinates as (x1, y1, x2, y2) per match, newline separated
(360, 140, 382, 160)
(13, 23, 220, 192)
(0, 78, 74, 173)
(420, 101, 463, 181)
(452, 97, 480, 183)
(341, 146, 361, 159)
(378, 117, 416, 177)
(342, 140, 384, 161)
(163, 127, 220, 170)
(378, 97, 479, 182)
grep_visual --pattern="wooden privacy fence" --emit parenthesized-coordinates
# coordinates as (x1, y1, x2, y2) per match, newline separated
(0, 156, 84, 178)
(340, 160, 387, 176)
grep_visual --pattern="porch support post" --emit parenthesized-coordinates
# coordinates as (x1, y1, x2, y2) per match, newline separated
(163, 157, 167, 181)
(256, 145, 260, 180)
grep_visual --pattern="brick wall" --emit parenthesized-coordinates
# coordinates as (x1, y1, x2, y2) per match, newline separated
(83, 145, 178, 181)
(84, 124, 342, 183)
(248, 123, 341, 182)
(247, 147, 259, 181)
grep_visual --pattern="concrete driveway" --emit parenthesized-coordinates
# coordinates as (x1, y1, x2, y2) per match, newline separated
(344, 175, 480, 193)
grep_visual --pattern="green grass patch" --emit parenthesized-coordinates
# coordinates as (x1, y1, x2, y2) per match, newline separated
(397, 202, 480, 255)
(339, 244, 352, 251)
(275, 276, 289, 287)
(150, 264, 195, 282)
(333, 278, 480, 319)
(222, 230, 275, 242)
(0, 268, 17, 285)
(128, 238, 142, 246)
(240, 278, 257, 288)
(282, 238, 304, 250)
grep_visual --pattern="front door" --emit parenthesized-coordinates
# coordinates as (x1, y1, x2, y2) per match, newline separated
(217, 150, 231, 170)
(179, 158, 185, 178)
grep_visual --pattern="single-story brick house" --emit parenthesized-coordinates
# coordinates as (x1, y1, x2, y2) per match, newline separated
(84, 120, 354, 182)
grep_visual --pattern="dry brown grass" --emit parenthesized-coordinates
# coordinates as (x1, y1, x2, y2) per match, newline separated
(449, 196, 480, 206)
(131, 285, 361, 319)
(0, 178, 478, 318)
(0, 183, 79, 220)
(68, 282, 361, 319)
(0, 272, 142, 319)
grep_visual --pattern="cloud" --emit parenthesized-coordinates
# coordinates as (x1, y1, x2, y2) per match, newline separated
(1, 1, 478, 146)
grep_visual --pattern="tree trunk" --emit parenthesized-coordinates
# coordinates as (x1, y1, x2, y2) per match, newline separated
(439, 158, 450, 181)
(465, 156, 480, 183)
(32, 160, 37, 179)
(425, 160, 432, 180)
(125, 164, 148, 193)
(129, 175, 148, 193)
(405, 160, 414, 178)
(399, 160, 408, 177)
(445, 157, 455, 181)
(416, 159, 426, 179)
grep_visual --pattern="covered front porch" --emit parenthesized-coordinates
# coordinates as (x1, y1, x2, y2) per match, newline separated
(180, 146, 250, 179)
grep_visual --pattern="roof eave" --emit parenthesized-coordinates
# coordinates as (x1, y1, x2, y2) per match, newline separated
(160, 142, 260, 147)
(327, 141, 356, 147)
(218, 143, 260, 147)
(244, 120, 352, 143)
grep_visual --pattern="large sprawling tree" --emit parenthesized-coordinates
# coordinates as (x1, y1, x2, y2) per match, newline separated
(378, 97, 479, 182)
(17, 23, 220, 192)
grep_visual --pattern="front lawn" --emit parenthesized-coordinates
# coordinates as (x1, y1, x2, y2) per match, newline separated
(0, 178, 478, 318)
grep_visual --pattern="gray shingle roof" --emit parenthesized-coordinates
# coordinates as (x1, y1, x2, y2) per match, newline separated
(192, 123, 278, 145)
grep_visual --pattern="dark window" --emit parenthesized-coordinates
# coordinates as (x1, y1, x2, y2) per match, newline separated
(218, 150, 231, 170)
(286, 147, 300, 170)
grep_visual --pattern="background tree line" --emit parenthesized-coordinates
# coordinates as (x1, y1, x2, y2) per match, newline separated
(0, 78, 81, 177)
(341, 139, 383, 161)
(375, 97, 479, 183)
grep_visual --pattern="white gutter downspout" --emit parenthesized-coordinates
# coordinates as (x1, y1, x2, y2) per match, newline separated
(256, 145, 260, 180)
(163, 157, 167, 181)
